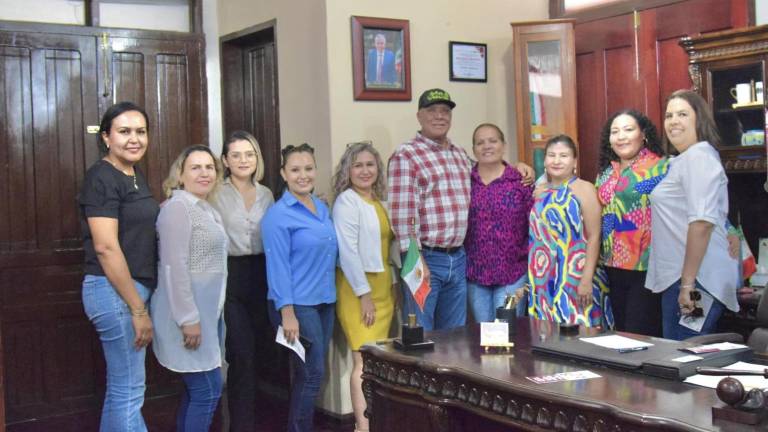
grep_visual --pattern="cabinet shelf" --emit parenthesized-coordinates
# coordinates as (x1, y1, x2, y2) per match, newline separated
(717, 105, 764, 114)
(681, 24, 768, 255)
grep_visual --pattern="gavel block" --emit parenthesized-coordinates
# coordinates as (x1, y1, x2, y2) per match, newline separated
(711, 377, 768, 425)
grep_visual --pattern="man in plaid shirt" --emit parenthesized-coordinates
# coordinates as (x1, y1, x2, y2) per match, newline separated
(388, 88, 531, 330)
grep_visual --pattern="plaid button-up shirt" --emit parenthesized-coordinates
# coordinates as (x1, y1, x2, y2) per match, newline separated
(387, 133, 472, 252)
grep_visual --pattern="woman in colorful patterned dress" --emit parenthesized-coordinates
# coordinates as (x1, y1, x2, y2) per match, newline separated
(528, 135, 612, 328)
(595, 110, 667, 336)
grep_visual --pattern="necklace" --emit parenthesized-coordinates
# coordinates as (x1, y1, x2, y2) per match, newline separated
(105, 158, 138, 190)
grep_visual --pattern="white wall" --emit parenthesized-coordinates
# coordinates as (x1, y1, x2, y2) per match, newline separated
(0, 0, 85, 25)
(203, 0, 223, 153)
(757, 0, 768, 25)
(325, 0, 549, 174)
(99, 3, 189, 32)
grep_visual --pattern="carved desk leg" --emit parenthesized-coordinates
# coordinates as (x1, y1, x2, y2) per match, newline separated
(362, 356, 375, 428)
(428, 403, 455, 432)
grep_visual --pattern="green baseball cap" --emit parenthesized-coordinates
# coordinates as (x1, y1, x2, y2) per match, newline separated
(418, 88, 456, 109)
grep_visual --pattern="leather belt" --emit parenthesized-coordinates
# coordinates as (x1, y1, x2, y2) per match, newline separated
(422, 245, 462, 254)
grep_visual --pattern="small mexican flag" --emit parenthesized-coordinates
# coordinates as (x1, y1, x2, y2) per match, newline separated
(401, 238, 431, 312)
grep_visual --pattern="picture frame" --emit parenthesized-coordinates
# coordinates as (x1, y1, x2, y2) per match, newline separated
(449, 41, 487, 83)
(351, 16, 411, 101)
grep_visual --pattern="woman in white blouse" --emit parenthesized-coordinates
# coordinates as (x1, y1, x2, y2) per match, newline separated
(646, 89, 739, 340)
(332, 142, 395, 432)
(210, 131, 274, 431)
(151, 145, 228, 431)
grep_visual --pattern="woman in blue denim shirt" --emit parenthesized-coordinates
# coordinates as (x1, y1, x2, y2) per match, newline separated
(78, 102, 158, 431)
(262, 143, 338, 432)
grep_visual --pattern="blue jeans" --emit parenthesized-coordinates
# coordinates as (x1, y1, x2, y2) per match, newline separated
(661, 279, 725, 341)
(176, 368, 223, 432)
(468, 275, 528, 323)
(81, 275, 151, 432)
(402, 248, 467, 331)
(268, 302, 335, 432)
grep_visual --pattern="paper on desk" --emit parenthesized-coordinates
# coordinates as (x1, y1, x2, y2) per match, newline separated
(684, 361, 768, 390)
(275, 325, 305, 362)
(683, 342, 749, 354)
(580, 335, 653, 350)
(527, 370, 602, 384)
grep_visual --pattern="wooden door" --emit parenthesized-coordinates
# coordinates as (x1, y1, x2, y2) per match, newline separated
(221, 24, 282, 197)
(0, 28, 101, 423)
(0, 22, 207, 426)
(574, 0, 750, 181)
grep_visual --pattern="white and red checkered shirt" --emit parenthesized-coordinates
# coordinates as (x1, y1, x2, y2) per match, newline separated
(387, 133, 472, 252)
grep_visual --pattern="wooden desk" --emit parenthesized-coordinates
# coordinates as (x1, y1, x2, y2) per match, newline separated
(361, 320, 767, 431)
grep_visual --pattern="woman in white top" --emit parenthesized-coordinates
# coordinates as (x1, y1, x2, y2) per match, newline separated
(332, 142, 395, 432)
(151, 145, 228, 431)
(646, 89, 739, 340)
(210, 131, 274, 431)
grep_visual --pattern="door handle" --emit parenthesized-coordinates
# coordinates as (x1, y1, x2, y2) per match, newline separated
(100, 33, 111, 98)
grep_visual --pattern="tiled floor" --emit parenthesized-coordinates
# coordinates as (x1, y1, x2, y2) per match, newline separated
(6, 391, 354, 432)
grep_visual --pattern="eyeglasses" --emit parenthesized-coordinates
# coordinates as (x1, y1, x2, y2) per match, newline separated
(346, 140, 373, 149)
(227, 151, 257, 161)
(281, 143, 315, 167)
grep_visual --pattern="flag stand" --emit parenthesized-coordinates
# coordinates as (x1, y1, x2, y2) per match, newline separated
(394, 313, 434, 351)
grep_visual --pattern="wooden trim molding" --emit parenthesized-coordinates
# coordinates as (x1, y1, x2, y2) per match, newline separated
(550, 0, 687, 23)
(0, 319, 5, 432)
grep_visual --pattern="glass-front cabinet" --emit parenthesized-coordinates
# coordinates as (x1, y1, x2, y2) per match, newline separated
(681, 26, 768, 173)
(511, 20, 577, 177)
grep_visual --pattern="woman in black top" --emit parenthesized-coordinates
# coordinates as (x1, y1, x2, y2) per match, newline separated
(79, 102, 158, 431)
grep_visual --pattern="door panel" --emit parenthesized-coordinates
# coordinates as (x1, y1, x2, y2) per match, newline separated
(0, 45, 36, 253)
(0, 31, 99, 422)
(222, 29, 281, 197)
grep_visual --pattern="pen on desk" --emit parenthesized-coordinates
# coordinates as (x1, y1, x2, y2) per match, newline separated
(618, 346, 648, 354)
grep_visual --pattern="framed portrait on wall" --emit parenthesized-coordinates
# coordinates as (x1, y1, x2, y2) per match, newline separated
(351, 16, 411, 101)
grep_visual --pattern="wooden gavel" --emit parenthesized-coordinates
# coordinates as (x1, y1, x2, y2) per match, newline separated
(696, 367, 768, 411)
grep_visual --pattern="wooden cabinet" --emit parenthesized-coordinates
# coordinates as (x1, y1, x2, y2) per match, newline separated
(679, 24, 768, 256)
(510, 20, 577, 176)
(680, 25, 768, 174)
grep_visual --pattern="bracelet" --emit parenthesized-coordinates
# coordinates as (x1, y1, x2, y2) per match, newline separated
(680, 283, 696, 290)
(130, 307, 149, 317)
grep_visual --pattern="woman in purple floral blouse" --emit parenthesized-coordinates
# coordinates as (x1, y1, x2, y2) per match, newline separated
(464, 123, 534, 322)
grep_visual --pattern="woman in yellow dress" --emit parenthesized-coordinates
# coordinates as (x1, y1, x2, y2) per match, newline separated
(332, 142, 395, 432)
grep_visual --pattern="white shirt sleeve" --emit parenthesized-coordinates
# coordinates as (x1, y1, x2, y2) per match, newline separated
(157, 199, 200, 326)
(680, 146, 726, 225)
(333, 192, 372, 296)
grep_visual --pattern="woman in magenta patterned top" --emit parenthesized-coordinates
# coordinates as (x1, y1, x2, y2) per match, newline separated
(465, 123, 534, 322)
(595, 109, 667, 337)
